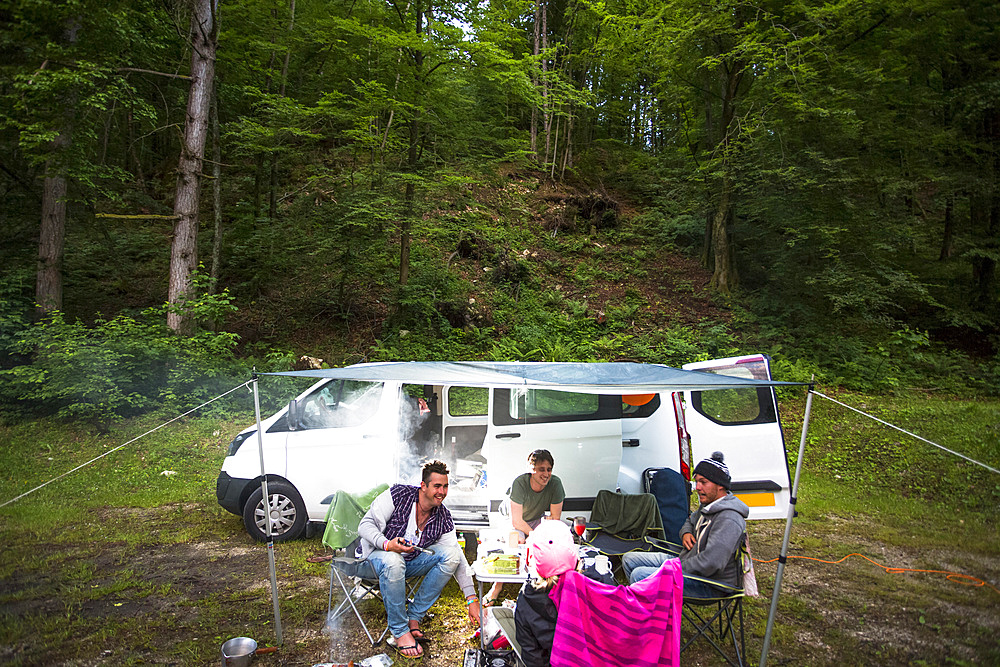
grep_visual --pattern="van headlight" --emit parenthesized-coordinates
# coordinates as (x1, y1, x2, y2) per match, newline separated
(227, 430, 257, 457)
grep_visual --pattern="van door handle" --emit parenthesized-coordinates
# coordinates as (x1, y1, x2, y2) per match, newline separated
(495, 433, 521, 439)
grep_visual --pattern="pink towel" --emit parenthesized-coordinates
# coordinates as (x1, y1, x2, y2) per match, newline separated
(549, 559, 683, 667)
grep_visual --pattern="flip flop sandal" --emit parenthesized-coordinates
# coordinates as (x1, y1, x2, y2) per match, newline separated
(410, 628, 432, 644)
(390, 641, 424, 659)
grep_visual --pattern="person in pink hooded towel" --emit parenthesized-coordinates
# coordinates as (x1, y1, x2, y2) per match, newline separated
(514, 518, 684, 667)
(513, 519, 578, 666)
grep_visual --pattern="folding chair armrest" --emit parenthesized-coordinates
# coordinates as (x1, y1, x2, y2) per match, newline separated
(682, 573, 744, 596)
(644, 535, 682, 554)
(331, 556, 376, 580)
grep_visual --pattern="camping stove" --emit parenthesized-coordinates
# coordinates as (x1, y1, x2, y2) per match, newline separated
(463, 649, 516, 667)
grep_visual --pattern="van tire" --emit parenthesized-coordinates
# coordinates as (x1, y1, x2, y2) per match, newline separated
(243, 481, 307, 542)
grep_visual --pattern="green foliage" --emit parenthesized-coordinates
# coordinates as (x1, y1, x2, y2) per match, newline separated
(0, 291, 244, 427)
(0, 272, 35, 369)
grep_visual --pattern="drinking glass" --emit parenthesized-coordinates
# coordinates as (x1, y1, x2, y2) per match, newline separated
(573, 516, 586, 544)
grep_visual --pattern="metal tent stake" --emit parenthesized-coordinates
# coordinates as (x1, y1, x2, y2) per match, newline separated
(253, 373, 283, 645)
(759, 386, 814, 667)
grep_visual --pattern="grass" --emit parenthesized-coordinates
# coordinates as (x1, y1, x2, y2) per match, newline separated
(1, 389, 999, 665)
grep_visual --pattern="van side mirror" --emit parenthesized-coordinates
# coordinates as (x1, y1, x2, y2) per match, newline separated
(287, 399, 301, 431)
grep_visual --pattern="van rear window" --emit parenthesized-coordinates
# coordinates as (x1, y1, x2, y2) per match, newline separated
(694, 388, 767, 423)
(689, 358, 776, 426)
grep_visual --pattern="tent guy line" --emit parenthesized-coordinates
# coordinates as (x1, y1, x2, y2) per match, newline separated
(752, 550, 1000, 596)
(812, 390, 999, 475)
(0, 380, 253, 509)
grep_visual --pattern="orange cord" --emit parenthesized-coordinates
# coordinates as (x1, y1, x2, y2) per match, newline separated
(752, 552, 1000, 596)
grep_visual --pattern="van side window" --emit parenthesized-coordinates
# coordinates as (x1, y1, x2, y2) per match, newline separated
(300, 380, 382, 428)
(622, 394, 660, 418)
(689, 358, 777, 426)
(493, 389, 620, 425)
(448, 386, 489, 416)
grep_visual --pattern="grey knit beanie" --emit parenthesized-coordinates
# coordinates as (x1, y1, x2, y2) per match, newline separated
(693, 451, 731, 489)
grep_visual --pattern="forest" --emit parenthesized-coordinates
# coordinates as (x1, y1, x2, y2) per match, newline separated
(1, 0, 998, 412)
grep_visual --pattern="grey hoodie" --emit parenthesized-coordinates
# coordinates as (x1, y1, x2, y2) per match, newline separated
(678, 492, 749, 587)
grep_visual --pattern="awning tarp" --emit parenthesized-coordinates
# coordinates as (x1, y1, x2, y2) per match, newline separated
(264, 360, 805, 394)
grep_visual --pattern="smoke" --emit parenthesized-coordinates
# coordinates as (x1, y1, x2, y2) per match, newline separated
(295, 381, 491, 513)
(393, 389, 489, 508)
(395, 393, 431, 485)
(323, 607, 349, 664)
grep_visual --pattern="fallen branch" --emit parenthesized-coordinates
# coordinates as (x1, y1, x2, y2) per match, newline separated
(95, 213, 180, 220)
(118, 67, 192, 80)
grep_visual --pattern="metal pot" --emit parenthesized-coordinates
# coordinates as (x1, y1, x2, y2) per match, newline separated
(221, 637, 278, 667)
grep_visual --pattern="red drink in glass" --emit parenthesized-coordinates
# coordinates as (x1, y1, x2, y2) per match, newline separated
(573, 516, 586, 543)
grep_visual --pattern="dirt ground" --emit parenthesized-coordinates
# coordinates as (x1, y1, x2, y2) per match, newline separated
(3, 503, 997, 667)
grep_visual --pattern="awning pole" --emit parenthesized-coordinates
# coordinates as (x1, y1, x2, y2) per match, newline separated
(253, 372, 283, 645)
(760, 385, 814, 667)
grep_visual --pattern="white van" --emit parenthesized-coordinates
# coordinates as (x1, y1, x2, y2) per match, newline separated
(216, 356, 793, 541)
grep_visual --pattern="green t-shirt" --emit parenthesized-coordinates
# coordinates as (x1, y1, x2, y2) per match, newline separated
(510, 472, 565, 523)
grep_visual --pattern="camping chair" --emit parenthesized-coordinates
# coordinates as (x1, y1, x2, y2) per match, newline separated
(492, 606, 527, 667)
(642, 467, 689, 543)
(321, 484, 388, 552)
(322, 484, 426, 646)
(677, 533, 753, 667)
(582, 490, 665, 574)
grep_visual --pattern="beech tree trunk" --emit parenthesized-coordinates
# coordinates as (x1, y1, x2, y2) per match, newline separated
(399, 0, 423, 287)
(168, 0, 218, 332)
(36, 167, 67, 314)
(530, 0, 540, 157)
(704, 53, 744, 293)
(541, 0, 551, 165)
(709, 176, 737, 294)
(939, 195, 954, 260)
(35, 19, 79, 315)
(209, 78, 222, 295)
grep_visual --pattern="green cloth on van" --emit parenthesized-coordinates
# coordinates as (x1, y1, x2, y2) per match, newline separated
(510, 473, 566, 523)
(322, 483, 390, 550)
(589, 490, 664, 540)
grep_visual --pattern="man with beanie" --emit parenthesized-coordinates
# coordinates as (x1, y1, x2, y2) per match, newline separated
(622, 451, 749, 598)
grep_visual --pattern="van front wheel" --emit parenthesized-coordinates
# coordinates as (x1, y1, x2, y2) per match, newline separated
(243, 482, 306, 542)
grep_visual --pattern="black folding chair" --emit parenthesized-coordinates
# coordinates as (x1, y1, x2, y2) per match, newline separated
(642, 466, 689, 543)
(678, 535, 749, 667)
(581, 490, 665, 579)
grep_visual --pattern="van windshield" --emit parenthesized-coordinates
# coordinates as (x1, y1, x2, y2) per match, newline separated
(300, 380, 382, 428)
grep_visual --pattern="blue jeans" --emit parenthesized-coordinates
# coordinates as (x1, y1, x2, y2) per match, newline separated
(365, 546, 463, 639)
(621, 551, 730, 599)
